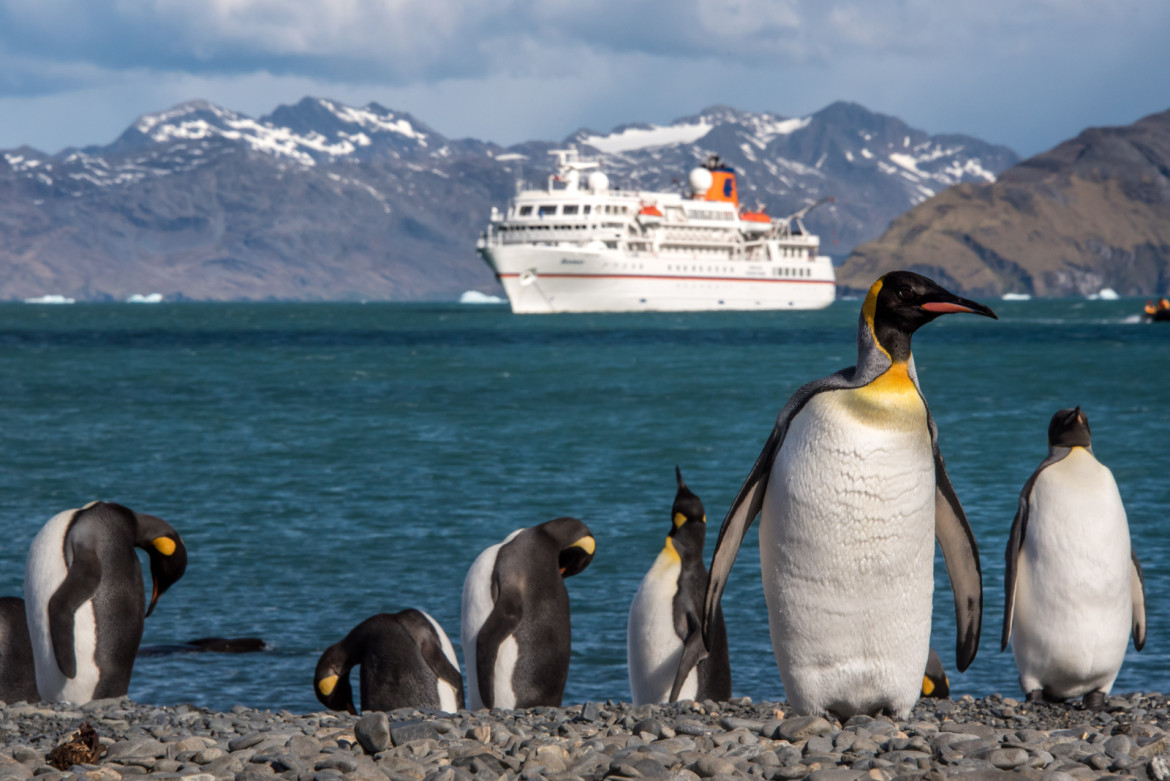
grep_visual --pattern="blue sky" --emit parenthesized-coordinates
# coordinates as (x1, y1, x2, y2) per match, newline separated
(1, 0, 1167, 158)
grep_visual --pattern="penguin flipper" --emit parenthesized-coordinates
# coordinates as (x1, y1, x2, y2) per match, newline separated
(475, 586, 522, 710)
(701, 423, 781, 648)
(668, 607, 704, 703)
(399, 609, 466, 710)
(1002, 451, 1065, 651)
(1001, 489, 1028, 652)
(700, 373, 851, 648)
(47, 545, 102, 679)
(931, 444, 982, 672)
(1131, 548, 1147, 651)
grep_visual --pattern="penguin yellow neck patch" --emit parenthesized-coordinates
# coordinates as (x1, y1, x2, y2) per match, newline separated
(840, 362, 926, 427)
(661, 536, 681, 563)
(152, 537, 176, 556)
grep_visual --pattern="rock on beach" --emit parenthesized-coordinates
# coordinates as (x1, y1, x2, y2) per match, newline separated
(2, 693, 1170, 781)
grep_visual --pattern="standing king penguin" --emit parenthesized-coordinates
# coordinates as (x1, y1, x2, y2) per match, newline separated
(627, 467, 731, 705)
(314, 609, 464, 714)
(697, 270, 994, 720)
(1002, 407, 1146, 708)
(461, 518, 595, 709)
(0, 597, 38, 702)
(24, 502, 187, 704)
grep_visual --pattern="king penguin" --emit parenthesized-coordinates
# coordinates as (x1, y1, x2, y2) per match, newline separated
(461, 517, 595, 709)
(314, 609, 464, 714)
(627, 467, 731, 705)
(24, 502, 187, 704)
(1002, 407, 1146, 708)
(0, 597, 38, 703)
(695, 270, 995, 720)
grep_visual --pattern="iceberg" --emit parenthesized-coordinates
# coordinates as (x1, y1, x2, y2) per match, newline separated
(127, 293, 164, 303)
(24, 294, 75, 304)
(1001, 292, 1032, 301)
(1089, 288, 1120, 301)
(459, 290, 505, 305)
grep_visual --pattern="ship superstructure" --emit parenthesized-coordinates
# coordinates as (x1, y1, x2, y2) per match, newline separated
(477, 149, 835, 313)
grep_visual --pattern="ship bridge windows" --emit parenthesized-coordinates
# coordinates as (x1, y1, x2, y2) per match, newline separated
(563, 204, 579, 215)
(539, 204, 558, 216)
(518, 205, 533, 216)
(583, 205, 592, 214)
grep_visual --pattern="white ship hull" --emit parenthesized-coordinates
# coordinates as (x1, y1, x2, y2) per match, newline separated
(481, 245, 835, 314)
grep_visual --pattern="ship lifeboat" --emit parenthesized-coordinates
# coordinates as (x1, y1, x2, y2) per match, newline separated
(637, 204, 664, 227)
(739, 209, 772, 234)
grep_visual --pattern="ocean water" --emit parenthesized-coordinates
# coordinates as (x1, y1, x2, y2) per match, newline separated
(0, 297, 1167, 713)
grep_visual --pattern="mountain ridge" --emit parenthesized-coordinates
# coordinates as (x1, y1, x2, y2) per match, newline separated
(0, 98, 1018, 301)
(837, 108, 1170, 297)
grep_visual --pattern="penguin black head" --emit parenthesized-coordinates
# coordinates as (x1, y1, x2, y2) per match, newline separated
(864, 270, 998, 363)
(542, 517, 595, 578)
(922, 647, 950, 699)
(668, 467, 707, 558)
(131, 512, 187, 617)
(313, 644, 357, 714)
(1048, 406, 1092, 449)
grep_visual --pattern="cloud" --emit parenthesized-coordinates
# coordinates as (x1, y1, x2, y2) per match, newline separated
(5, 0, 1161, 93)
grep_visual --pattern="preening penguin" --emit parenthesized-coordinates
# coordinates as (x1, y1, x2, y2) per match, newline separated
(696, 270, 995, 719)
(314, 609, 463, 714)
(0, 597, 38, 703)
(461, 517, 595, 709)
(24, 502, 187, 704)
(1002, 407, 1146, 708)
(627, 467, 731, 705)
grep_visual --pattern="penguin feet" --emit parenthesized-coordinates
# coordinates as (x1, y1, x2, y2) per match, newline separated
(1025, 689, 1044, 704)
(1082, 690, 1107, 711)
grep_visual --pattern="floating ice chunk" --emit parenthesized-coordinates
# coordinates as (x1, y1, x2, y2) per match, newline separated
(459, 290, 505, 305)
(1001, 292, 1032, 301)
(1089, 288, 1119, 300)
(127, 293, 164, 303)
(24, 294, 75, 304)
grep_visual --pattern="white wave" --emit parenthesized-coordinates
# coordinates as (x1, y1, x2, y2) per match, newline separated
(459, 290, 505, 305)
(1001, 292, 1031, 301)
(127, 293, 164, 303)
(24, 294, 75, 304)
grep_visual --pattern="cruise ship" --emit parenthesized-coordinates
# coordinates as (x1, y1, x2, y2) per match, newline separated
(476, 149, 836, 314)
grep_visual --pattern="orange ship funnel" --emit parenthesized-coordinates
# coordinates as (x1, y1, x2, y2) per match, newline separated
(704, 167, 738, 205)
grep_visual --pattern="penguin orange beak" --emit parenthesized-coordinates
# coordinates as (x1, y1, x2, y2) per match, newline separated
(921, 299, 998, 318)
(146, 581, 161, 617)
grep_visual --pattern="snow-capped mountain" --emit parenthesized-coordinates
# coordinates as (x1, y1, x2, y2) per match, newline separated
(0, 98, 1017, 301)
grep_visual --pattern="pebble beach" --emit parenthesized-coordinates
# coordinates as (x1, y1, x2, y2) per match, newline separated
(5, 694, 1170, 781)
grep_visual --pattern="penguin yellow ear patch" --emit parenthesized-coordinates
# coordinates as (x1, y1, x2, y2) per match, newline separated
(318, 674, 339, 696)
(571, 536, 596, 555)
(152, 537, 176, 556)
(672, 512, 687, 528)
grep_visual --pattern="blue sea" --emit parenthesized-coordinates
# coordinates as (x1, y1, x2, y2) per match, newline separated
(0, 297, 1167, 713)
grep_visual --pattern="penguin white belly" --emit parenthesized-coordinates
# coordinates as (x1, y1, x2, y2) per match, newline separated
(760, 385, 935, 718)
(460, 529, 523, 710)
(24, 509, 100, 703)
(627, 550, 696, 705)
(492, 635, 519, 709)
(421, 611, 461, 713)
(1012, 450, 1132, 698)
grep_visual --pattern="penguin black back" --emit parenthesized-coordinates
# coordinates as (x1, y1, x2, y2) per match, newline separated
(0, 597, 37, 703)
(314, 609, 463, 714)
